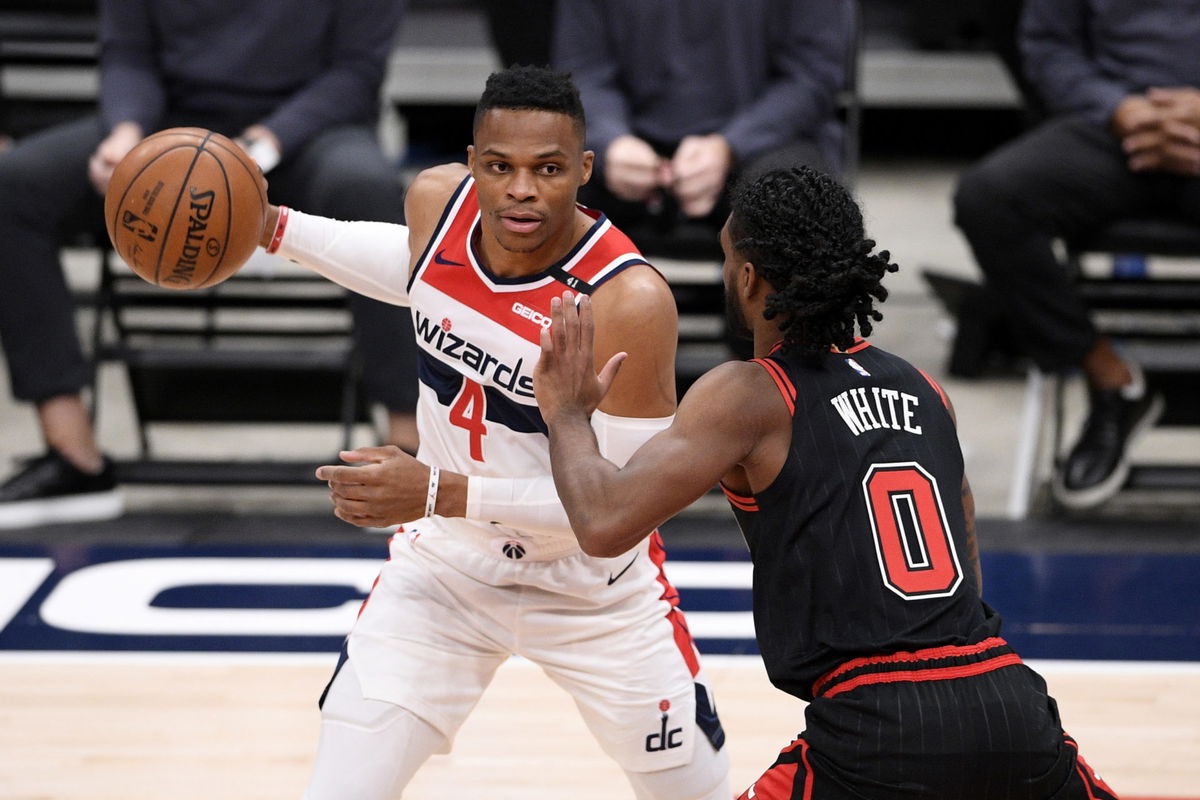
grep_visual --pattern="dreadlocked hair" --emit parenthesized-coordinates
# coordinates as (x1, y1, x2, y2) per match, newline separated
(474, 65, 586, 139)
(729, 166, 899, 359)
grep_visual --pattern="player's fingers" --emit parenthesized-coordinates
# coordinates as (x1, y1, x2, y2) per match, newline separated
(330, 481, 373, 502)
(578, 293, 594, 355)
(315, 464, 367, 485)
(333, 505, 380, 527)
(597, 352, 627, 395)
(559, 289, 579, 351)
(332, 495, 377, 518)
(340, 446, 401, 464)
(548, 294, 566, 353)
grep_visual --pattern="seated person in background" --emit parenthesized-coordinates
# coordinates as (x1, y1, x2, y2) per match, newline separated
(552, 0, 850, 243)
(0, 0, 416, 528)
(954, 0, 1200, 509)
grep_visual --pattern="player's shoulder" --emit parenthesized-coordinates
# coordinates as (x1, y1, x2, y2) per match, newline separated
(692, 358, 779, 396)
(589, 262, 675, 325)
(677, 358, 788, 428)
(408, 163, 469, 203)
(405, 163, 470, 226)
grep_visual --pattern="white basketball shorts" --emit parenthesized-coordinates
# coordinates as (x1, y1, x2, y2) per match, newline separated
(341, 515, 723, 773)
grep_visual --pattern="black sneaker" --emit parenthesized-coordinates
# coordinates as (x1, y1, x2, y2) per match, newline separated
(0, 451, 123, 529)
(1053, 385, 1164, 509)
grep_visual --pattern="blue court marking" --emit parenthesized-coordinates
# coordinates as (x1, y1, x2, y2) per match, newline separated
(0, 542, 1196, 660)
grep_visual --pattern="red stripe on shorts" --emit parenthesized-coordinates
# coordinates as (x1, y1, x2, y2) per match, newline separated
(649, 532, 700, 677)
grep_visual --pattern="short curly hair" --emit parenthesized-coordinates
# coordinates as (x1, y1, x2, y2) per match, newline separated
(729, 166, 899, 358)
(474, 65, 586, 139)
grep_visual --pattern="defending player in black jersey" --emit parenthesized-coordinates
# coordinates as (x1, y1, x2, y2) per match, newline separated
(534, 166, 1119, 799)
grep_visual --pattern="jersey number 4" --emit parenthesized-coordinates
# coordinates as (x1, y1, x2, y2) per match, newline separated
(861, 462, 963, 600)
(449, 379, 488, 462)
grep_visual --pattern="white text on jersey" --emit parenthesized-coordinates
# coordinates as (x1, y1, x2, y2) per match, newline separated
(512, 302, 552, 328)
(830, 386, 922, 436)
(415, 311, 536, 398)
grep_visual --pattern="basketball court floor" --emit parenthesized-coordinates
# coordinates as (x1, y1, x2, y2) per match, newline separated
(1, 162, 1197, 798)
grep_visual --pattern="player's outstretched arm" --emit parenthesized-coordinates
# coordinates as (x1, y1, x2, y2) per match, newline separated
(254, 164, 469, 308)
(259, 206, 412, 306)
(535, 291, 766, 557)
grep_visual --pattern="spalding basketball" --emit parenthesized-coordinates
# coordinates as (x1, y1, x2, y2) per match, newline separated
(104, 127, 268, 290)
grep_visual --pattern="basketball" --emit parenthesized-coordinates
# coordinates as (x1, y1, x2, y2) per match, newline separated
(104, 127, 268, 290)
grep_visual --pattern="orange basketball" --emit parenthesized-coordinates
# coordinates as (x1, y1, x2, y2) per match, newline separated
(104, 127, 268, 290)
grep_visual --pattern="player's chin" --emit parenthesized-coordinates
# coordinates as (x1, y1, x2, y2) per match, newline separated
(497, 235, 547, 254)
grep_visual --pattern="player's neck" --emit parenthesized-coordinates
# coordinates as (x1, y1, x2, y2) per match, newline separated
(751, 321, 786, 358)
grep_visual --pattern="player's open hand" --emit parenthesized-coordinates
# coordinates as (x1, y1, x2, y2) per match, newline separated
(315, 446, 430, 528)
(534, 291, 626, 423)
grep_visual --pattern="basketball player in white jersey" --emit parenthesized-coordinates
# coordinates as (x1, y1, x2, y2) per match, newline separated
(255, 66, 731, 799)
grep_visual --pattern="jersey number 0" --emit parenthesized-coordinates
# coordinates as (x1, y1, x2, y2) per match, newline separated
(861, 461, 963, 600)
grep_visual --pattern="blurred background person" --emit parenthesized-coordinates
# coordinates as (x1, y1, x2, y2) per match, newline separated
(553, 0, 851, 241)
(953, 0, 1200, 509)
(0, 0, 416, 529)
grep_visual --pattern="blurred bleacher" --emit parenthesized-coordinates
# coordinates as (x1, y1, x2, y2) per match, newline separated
(1, 0, 1025, 156)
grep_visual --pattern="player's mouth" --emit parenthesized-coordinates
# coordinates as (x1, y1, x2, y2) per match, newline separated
(499, 211, 544, 234)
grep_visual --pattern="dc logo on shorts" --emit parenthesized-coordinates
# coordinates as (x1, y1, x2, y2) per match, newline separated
(502, 540, 526, 559)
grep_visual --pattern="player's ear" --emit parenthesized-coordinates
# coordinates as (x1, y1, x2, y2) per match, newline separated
(740, 261, 763, 300)
(466, 145, 476, 172)
(580, 149, 594, 186)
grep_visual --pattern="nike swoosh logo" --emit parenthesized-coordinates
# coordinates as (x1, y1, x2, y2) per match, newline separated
(434, 249, 465, 266)
(606, 553, 638, 585)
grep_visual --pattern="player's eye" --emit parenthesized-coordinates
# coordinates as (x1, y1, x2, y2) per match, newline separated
(489, 162, 511, 173)
(540, 164, 562, 175)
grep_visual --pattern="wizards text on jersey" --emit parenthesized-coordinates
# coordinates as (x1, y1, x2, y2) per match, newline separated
(414, 310, 535, 399)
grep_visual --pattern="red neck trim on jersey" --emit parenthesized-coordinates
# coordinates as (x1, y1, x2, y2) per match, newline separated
(833, 338, 870, 354)
(765, 338, 871, 356)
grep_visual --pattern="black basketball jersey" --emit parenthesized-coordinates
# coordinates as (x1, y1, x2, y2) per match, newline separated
(723, 340, 1000, 702)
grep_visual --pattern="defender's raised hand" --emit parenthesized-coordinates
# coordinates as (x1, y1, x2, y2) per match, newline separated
(534, 291, 627, 423)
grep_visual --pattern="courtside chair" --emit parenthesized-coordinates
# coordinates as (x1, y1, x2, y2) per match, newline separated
(90, 250, 370, 485)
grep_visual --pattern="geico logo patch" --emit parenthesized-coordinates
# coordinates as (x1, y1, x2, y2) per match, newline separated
(511, 302, 552, 329)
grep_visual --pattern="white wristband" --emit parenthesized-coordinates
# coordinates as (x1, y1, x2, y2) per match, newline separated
(425, 465, 440, 518)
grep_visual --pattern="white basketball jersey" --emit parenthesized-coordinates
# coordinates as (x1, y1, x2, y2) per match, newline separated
(406, 176, 648, 545)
